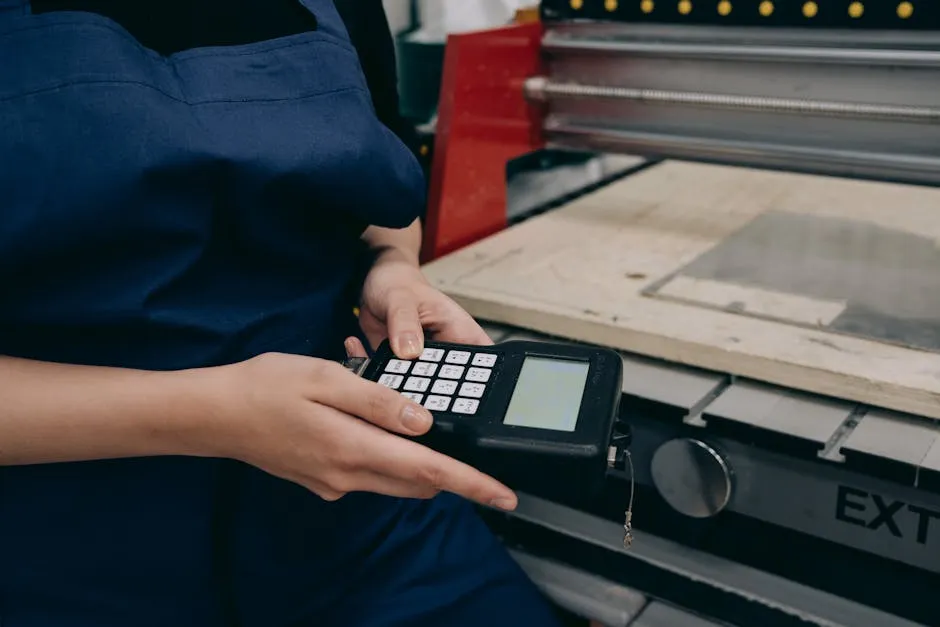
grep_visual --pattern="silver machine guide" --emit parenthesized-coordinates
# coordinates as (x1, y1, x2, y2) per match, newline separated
(456, 24, 940, 612)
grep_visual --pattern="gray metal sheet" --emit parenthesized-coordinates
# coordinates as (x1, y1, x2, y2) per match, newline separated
(920, 436, 940, 493)
(644, 211, 940, 354)
(840, 410, 940, 467)
(922, 436, 940, 474)
(631, 602, 723, 627)
(510, 494, 929, 627)
(621, 354, 725, 414)
(510, 550, 647, 627)
(703, 380, 852, 447)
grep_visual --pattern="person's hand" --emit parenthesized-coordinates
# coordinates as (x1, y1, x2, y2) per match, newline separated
(201, 351, 517, 510)
(351, 248, 492, 359)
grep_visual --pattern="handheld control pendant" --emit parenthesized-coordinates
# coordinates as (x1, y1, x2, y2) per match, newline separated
(345, 338, 635, 546)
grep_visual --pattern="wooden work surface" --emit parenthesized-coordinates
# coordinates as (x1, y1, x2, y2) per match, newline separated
(422, 161, 940, 420)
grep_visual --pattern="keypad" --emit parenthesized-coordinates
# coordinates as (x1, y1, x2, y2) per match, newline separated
(472, 353, 497, 368)
(432, 380, 458, 395)
(459, 382, 486, 398)
(420, 348, 445, 362)
(466, 367, 491, 383)
(411, 362, 438, 377)
(439, 365, 464, 379)
(445, 350, 471, 365)
(378, 346, 498, 416)
(379, 374, 404, 389)
(453, 399, 479, 415)
(385, 359, 411, 374)
(403, 377, 431, 393)
(425, 395, 451, 412)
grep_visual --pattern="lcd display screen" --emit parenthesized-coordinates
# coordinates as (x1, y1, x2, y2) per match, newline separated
(503, 357, 590, 432)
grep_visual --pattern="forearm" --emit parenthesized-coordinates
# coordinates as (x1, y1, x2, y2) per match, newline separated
(362, 219, 422, 266)
(0, 356, 218, 466)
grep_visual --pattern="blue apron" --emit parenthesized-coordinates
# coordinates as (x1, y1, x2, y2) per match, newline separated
(0, 1, 561, 625)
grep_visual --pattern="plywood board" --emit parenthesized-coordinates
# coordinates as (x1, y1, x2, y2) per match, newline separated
(422, 161, 940, 419)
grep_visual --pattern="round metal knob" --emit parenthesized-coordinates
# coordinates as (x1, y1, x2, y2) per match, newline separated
(650, 438, 733, 519)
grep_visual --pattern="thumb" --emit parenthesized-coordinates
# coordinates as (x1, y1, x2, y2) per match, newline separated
(385, 288, 425, 360)
(344, 336, 369, 359)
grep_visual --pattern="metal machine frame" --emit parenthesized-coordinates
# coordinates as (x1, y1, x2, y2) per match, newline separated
(418, 9, 940, 626)
(420, 15, 940, 261)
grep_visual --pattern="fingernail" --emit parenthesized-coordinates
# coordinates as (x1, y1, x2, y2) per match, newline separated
(398, 333, 422, 359)
(402, 404, 432, 433)
(344, 338, 355, 356)
(489, 497, 517, 511)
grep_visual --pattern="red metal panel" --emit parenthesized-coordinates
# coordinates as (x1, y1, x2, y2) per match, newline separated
(421, 21, 546, 262)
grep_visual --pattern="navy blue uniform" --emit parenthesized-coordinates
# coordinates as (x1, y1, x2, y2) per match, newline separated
(0, 1, 562, 625)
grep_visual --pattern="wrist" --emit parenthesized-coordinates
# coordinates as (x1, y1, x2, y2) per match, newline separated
(151, 365, 237, 459)
(372, 244, 420, 268)
(362, 221, 423, 268)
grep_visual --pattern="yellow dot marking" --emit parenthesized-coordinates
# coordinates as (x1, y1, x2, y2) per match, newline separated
(419, 145, 429, 156)
(717, 0, 731, 14)
(570, 0, 584, 9)
(897, 1, 913, 18)
(759, 0, 773, 16)
(678, 0, 692, 14)
(802, 1, 817, 17)
(641, 0, 655, 12)
(848, 1, 864, 17)
(605, 0, 619, 10)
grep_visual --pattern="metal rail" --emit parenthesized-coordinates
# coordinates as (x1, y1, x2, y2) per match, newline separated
(541, 126, 940, 187)
(525, 77, 940, 124)
(533, 23, 940, 187)
(541, 23, 940, 67)
(541, 38, 940, 67)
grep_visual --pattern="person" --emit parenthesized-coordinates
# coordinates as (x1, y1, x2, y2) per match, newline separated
(0, 1, 565, 626)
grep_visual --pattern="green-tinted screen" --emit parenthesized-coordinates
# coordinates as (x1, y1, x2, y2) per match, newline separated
(503, 357, 590, 432)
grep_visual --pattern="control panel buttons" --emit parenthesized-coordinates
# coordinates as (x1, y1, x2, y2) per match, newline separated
(472, 353, 497, 368)
(424, 395, 452, 412)
(385, 359, 411, 374)
(401, 392, 424, 404)
(379, 374, 403, 389)
(445, 350, 471, 365)
(404, 377, 431, 393)
(439, 365, 465, 380)
(452, 398, 480, 415)
(466, 367, 491, 383)
(459, 382, 486, 398)
(420, 348, 445, 362)
(431, 380, 459, 395)
(379, 348, 499, 416)
(411, 362, 438, 377)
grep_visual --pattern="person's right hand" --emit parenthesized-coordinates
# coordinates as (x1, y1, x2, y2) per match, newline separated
(200, 351, 518, 511)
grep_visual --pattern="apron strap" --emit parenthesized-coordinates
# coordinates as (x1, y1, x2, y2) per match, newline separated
(295, 0, 350, 40)
(0, 0, 29, 17)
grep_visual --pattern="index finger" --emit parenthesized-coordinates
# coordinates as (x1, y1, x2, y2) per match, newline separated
(364, 430, 518, 510)
(313, 362, 433, 436)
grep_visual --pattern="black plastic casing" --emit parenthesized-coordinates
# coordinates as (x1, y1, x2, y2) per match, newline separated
(363, 339, 624, 505)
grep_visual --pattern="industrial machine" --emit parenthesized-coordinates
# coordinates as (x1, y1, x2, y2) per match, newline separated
(417, 3, 940, 626)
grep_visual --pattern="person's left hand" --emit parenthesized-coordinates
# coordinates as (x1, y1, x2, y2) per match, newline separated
(345, 249, 492, 360)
